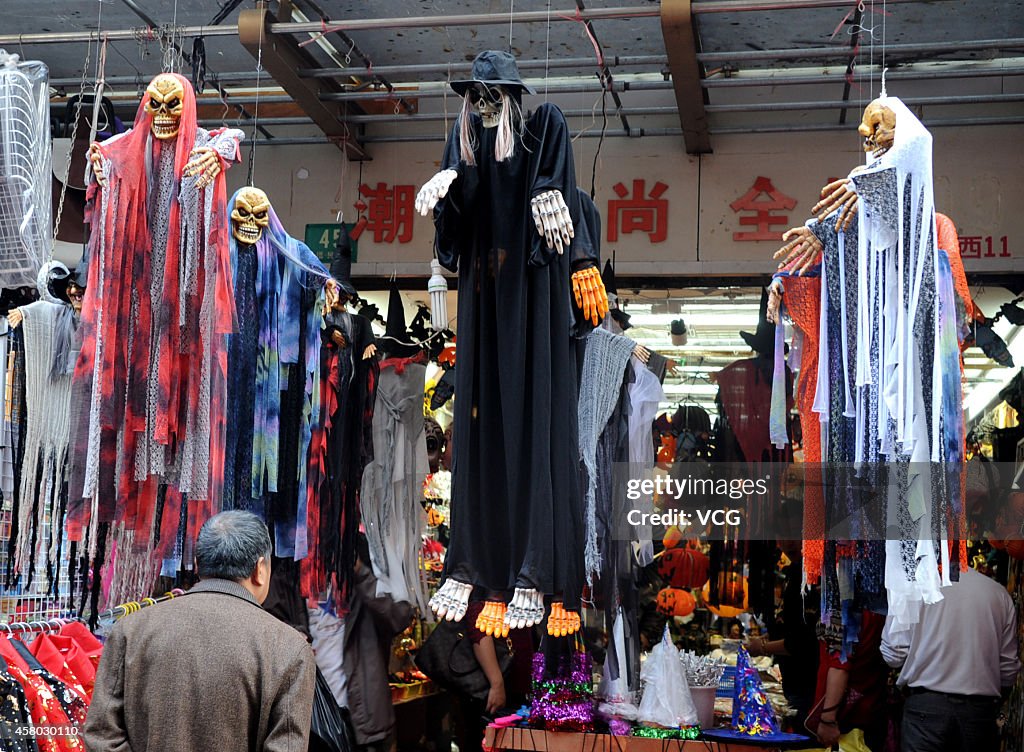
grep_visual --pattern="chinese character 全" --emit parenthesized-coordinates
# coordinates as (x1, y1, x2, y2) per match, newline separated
(730, 176, 797, 242)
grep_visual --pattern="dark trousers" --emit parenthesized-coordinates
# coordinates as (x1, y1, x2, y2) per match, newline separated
(901, 690, 1000, 752)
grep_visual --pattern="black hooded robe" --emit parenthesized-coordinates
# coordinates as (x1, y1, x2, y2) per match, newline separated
(434, 103, 596, 607)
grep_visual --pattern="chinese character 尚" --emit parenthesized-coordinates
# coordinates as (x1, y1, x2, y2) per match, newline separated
(607, 179, 669, 243)
(730, 176, 797, 242)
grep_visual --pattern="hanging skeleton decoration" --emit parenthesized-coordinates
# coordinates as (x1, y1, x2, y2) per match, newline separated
(5, 261, 83, 584)
(766, 95, 973, 641)
(224, 186, 336, 563)
(301, 223, 380, 610)
(68, 73, 244, 608)
(230, 186, 272, 245)
(416, 51, 607, 633)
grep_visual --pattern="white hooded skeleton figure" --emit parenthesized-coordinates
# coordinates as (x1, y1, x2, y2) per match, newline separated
(6, 261, 83, 580)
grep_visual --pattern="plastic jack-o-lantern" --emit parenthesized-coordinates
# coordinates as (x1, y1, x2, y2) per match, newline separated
(658, 546, 710, 589)
(663, 525, 683, 549)
(1006, 538, 1024, 561)
(701, 573, 749, 619)
(426, 505, 445, 527)
(656, 587, 696, 618)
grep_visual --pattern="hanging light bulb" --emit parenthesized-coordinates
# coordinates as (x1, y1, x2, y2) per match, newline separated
(428, 258, 449, 332)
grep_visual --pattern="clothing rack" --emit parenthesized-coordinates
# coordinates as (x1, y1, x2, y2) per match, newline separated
(93, 589, 186, 623)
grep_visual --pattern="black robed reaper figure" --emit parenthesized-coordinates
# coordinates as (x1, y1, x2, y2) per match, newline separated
(416, 51, 608, 632)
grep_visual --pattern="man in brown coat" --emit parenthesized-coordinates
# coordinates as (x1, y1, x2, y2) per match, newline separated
(84, 510, 317, 752)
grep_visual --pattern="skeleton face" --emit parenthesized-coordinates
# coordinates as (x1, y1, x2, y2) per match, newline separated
(67, 282, 84, 315)
(857, 101, 896, 158)
(145, 74, 186, 141)
(468, 83, 505, 128)
(231, 187, 271, 245)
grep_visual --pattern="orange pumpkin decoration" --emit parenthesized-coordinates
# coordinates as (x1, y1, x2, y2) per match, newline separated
(1005, 538, 1024, 560)
(658, 546, 710, 589)
(656, 587, 696, 618)
(990, 537, 1006, 550)
(663, 526, 683, 549)
(701, 573, 748, 619)
(657, 436, 677, 464)
(426, 506, 445, 527)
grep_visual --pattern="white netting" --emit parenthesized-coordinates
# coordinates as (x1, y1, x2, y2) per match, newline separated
(0, 51, 51, 288)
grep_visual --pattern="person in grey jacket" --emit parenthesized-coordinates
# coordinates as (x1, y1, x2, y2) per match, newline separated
(310, 535, 413, 752)
(84, 510, 317, 752)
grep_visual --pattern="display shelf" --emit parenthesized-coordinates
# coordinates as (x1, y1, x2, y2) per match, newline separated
(484, 726, 814, 752)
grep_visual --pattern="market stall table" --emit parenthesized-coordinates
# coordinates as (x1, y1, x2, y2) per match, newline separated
(484, 726, 819, 752)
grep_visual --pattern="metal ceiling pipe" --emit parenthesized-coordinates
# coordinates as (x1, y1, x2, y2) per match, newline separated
(339, 106, 680, 123)
(269, 7, 660, 34)
(51, 95, 296, 108)
(703, 65, 1024, 87)
(0, 6, 658, 46)
(705, 92, 1024, 112)
(239, 115, 1023, 145)
(692, 0, 930, 12)
(198, 117, 313, 126)
(319, 80, 674, 102)
(51, 71, 265, 87)
(709, 116, 1024, 134)
(299, 55, 668, 80)
(698, 38, 1024, 64)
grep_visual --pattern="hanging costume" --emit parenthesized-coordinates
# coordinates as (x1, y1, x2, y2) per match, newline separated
(223, 188, 329, 558)
(67, 73, 243, 605)
(10, 262, 80, 585)
(302, 229, 379, 610)
(433, 99, 596, 605)
(771, 97, 969, 638)
(359, 287, 429, 609)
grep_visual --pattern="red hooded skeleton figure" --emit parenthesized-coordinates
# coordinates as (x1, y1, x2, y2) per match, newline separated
(68, 73, 243, 604)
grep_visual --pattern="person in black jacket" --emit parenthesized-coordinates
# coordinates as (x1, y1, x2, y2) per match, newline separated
(310, 535, 413, 752)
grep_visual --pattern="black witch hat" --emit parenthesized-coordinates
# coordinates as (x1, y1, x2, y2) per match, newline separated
(329, 224, 357, 297)
(740, 288, 777, 357)
(381, 281, 421, 358)
(451, 50, 537, 97)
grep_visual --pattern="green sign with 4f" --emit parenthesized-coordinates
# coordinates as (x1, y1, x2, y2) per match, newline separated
(305, 223, 357, 264)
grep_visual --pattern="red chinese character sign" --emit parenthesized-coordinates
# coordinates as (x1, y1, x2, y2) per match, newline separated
(607, 179, 669, 243)
(730, 176, 797, 242)
(351, 182, 415, 243)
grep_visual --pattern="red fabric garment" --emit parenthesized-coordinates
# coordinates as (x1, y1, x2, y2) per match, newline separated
(783, 276, 825, 584)
(29, 635, 93, 701)
(814, 610, 888, 736)
(0, 641, 84, 752)
(715, 357, 793, 468)
(59, 622, 103, 671)
(68, 74, 235, 547)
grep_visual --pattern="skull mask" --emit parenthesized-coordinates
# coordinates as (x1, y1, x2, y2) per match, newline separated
(145, 74, 186, 141)
(468, 83, 505, 129)
(858, 100, 896, 159)
(231, 187, 271, 245)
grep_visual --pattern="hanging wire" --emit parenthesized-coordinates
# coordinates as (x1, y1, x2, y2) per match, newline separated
(509, 0, 515, 52)
(246, 23, 264, 186)
(544, 0, 552, 102)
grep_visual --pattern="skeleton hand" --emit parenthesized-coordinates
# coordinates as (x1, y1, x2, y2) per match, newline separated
(767, 279, 784, 325)
(415, 169, 459, 216)
(774, 226, 823, 276)
(362, 343, 377, 360)
(6, 309, 22, 329)
(571, 266, 608, 326)
(88, 144, 107, 188)
(812, 178, 858, 232)
(183, 146, 222, 190)
(323, 279, 340, 315)
(633, 344, 651, 364)
(531, 190, 574, 254)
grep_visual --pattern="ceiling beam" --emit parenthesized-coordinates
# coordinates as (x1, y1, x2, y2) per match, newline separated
(660, 0, 711, 154)
(237, 7, 369, 160)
